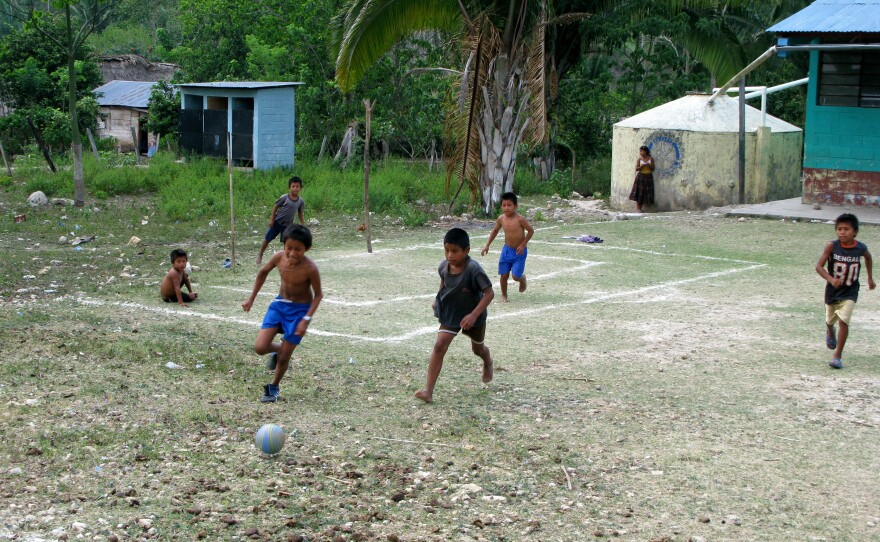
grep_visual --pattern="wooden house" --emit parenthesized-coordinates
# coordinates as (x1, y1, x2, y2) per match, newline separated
(93, 80, 158, 153)
(177, 82, 303, 170)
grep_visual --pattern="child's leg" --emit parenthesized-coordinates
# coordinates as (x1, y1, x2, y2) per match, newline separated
(271, 340, 297, 386)
(253, 328, 281, 356)
(415, 331, 456, 403)
(499, 272, 510, 302)
(833, 320, 848, 361)
(256, 238, 271, 264)
(471, 341, 493, 384)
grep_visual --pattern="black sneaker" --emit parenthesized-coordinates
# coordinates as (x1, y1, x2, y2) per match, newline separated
(260, 384, 279, 403)
(266, 353, 278, 371)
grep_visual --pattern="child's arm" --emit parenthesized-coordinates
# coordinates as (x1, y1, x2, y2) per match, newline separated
(865, 249, 875, 290)
(242, 254, 279, 311)
(481, 219, 503, 256)
(183, 272, 195, 293)
(297, 207, 305, 225)
(516, 215, 534, 254)
(168, 269, 188, 306)
(635, 158, 641, 172)
(460, 285, 494, 330)
(815, 242, 842, 288)
(268, 204, 280, 227)
(294, 266, 323, 337)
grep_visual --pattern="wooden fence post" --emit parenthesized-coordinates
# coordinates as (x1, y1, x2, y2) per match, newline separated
(0, 138, 12, 176)
(363, 100, 373, 254)
(86, 128, 100, 161)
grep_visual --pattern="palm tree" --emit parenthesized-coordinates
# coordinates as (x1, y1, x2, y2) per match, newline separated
(335, 0, 554, 214)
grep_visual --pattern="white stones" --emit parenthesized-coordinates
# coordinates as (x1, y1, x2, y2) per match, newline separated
(28, 191, 49, 206)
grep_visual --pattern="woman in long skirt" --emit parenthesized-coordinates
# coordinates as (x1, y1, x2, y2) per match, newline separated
(629, 145, 654, 212)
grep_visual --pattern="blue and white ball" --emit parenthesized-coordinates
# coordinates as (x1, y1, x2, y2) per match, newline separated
(255, 424, 286, 455)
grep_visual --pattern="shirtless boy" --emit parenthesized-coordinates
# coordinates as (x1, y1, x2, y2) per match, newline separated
(242, 224, 322, 403)
(481, 192, 534, 302)
(160, 249, 198, 306)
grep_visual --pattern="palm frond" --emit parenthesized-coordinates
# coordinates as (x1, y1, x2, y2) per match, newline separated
(335, 0, 461, 92)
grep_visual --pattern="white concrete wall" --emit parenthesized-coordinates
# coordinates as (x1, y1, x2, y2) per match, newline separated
(611, 126, 802, 211)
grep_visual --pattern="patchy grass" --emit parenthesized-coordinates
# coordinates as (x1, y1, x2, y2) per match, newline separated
(1, 188, 879, 542)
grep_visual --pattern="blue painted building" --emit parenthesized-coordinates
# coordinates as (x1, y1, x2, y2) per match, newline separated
(178, 82, 304, 170)
(769, 0, 880, 206)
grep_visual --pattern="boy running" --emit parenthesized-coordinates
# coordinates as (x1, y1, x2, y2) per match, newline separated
(815, 213, 874, 369)
(481, 192, 534, 302)
(243, 224, 322, 402)
(416, 228, 494, 403)
(257, 176, 305, 265)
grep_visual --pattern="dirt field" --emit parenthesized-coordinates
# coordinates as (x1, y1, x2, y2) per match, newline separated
(1, 195, 879, 542)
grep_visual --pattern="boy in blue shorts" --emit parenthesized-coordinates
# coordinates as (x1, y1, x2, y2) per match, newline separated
(416, 228, 494, 403)
(243, 224, 322, 402)
(815, 213, 874, 369)
(257, 176, 305, 264)
(481, 192, 534, 302)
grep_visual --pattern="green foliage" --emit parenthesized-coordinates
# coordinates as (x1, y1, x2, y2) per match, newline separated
(86, 23, 155, 56)
(144, 81, 180, 137)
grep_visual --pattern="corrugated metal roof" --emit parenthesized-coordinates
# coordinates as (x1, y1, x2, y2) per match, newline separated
(178, 82, 304, 89)
(93, 80, 159, 108)
(768, 0, 880, 33)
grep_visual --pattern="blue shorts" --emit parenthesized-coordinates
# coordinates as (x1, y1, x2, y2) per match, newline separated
(498, 245, 527, 278)
(264, 222, 288, 242)
(261, 297, 309, 345)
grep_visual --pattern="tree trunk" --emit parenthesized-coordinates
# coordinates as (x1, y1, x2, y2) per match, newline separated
(475, 54, 530, 215)
(66, 5, 85, 207)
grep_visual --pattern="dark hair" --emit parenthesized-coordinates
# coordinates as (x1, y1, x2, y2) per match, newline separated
(289, 176, 303, 188)
(501, 192, 518, 205)
(282, 223, 312, 249)
(835, 213, 859, 233)
(443, 227, 470, 249)
(170, 249, 188, 262)
(639, 145, 651, 156)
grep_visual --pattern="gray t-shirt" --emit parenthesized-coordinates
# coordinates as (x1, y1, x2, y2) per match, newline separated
(274, 195, 305, 227)
(435, 257, 492, 328)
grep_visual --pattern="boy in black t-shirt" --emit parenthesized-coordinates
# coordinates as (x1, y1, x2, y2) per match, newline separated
(257, 176, 305, 264)
(415, 228, 495, 403)
(815, 213, 875, 369)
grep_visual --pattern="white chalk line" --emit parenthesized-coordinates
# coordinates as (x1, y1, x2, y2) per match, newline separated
(208, 260, 604, 307)
(72, 263, 764, 344)
(529, 240, 762, 266)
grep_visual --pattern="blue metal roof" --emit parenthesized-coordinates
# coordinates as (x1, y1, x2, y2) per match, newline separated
(768, 0, 880, 33)
(178, 82, 304, 89)
(93, 80, 159, 108)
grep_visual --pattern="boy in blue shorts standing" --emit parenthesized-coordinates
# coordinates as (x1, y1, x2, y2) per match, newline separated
(815, 213, 874, 369)
(416, 228, 494, 403)
(257, 176, 305, 264)
(481, 192, 534, 302)
(243, 224, 322, 402)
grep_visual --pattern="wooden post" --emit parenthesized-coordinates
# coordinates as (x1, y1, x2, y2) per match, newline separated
(738, 77, 746, 204)
(130, 126, 140, 164)
(363, 100, 373, 254)
(86, 128, 100, 161)
(0, 138, 11, 176)
(318, 135, 328, 161)
(227, 132, 237, 271)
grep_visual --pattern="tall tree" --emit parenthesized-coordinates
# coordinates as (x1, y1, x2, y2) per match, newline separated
(336, 0, 559, 213)
(0, 0, 126, 206)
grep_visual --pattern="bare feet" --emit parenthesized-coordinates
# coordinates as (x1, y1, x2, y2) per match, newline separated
(501, 294, 509, 303)
(414, 389, 433, 403)
(518, 275, 527, 293)
(256, 256, 263, 265)
(482, 358, 493, 384)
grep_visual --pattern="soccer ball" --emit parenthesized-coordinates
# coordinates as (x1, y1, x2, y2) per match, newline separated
(255, 424, 286, 455)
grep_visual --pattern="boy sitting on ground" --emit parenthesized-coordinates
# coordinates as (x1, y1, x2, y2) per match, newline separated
(160, 249, 198, 306)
